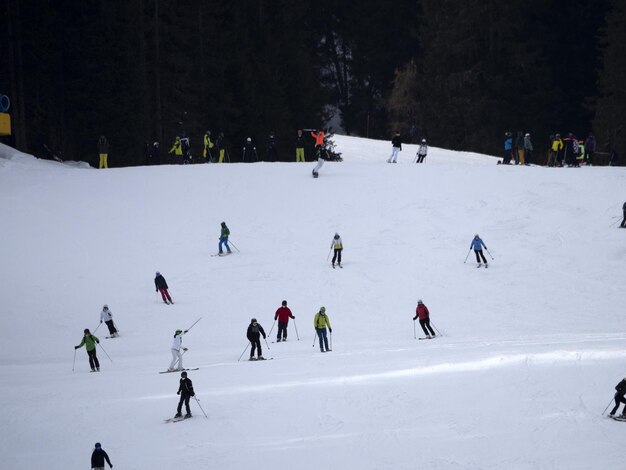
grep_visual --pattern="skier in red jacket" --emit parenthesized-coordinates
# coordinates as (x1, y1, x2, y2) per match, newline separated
(274, 300, 295, 342)
(413, 299, 436, 338)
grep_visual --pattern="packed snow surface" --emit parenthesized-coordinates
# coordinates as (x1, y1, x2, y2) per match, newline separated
(0, 136, 625, 469)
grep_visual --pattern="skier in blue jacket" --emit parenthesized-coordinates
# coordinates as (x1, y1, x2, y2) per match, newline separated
(471, 234, 488, 267)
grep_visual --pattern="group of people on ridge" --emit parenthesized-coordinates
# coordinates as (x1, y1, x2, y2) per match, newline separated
(387, 131, 428, 163)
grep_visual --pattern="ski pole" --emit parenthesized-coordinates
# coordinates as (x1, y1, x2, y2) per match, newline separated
(72, 349, 77, 371)
(193, 396, 208, 418)
(185, 317, 202, 333)
(463, 249, 471, 264)
(93, 323, 102, 334)
(329, 331, 333, 351)
(229, 240, 241, 253)
(237, 343, 250, 362)
(602, 398, 614, 416)
(97, 342, 113, 363)
(326, 248, 332, 262)
(293, 319, 300, 340)
(312, 332, 317, 347)
(430, 321, 442, 336)
(413, 320, 416, 339)
(485, 248, 495, 260)
(156, 291, 160, 303)
(264, 336, 271, 351)
(267, 319, 277, 338)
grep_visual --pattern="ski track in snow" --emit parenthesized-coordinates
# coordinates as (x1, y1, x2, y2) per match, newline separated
(0, 138, 625, 470)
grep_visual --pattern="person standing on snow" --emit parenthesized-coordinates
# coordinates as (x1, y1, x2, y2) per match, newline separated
(314, 307, 332, 352)
(246, 318, 266, 361)
(583, 133, 596, 166)
(175, 371, 195, 419)
(514, 131, 524, 165)
(155, 271, 173, 304)
(275, 300, 295, 342)
(388, 131, 402, 163)
(203, 130, 214, 163)
(168, 136, 183, 164)
(168, 329, 188, 372)
(75, 328, 101, 372)
(470, 234, 489, 267)
(609, 377, 626, 417)
(416, 138, 428, 163)
(330, 233, 343, 268)
(98, 135, 109, 169)
(91, 442, 113, 470)
(413, 300, 436, 338)
(523, 133, 533, 165)
(218, 221, 232, 255)
(295, 129, 306, 162)
(620, 202, 626, 228)
(242, 137, 258, 162)
(266, 131, 279, 161)
(100, 305, 118, 338)
(503, 132, 513, 164)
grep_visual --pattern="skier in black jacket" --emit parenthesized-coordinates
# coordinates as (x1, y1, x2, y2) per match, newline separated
(91, 442, 113, 469)
(175, 371, 195, 418)
(154, 271, 173, 304)
(266, 131, 279, 161)
(295, 129, 306, 162)
(610, 377, 626, 417)
(242, 137, 258, 162)
(246, 318, 266, 361)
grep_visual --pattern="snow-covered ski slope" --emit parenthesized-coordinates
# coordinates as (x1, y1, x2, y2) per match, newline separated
(0, 136, 625, 470)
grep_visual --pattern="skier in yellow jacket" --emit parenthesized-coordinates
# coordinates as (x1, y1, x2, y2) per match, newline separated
(313, 307, 332, 352)
(203, 131, 214, 162)
(169, 136, 183, 163)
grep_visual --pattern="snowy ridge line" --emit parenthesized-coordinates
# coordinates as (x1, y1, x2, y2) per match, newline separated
(136, 349, 626, 400)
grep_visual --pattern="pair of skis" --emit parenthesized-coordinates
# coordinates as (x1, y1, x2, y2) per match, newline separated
(159, 367, 199, 374)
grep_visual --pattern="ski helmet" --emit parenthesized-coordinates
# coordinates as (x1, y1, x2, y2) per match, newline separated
(95, 442, 101, 449)
(84, 328, 90, 334)
(251, 318, 257, 323)
(181, 371, 187, 378)
(422, 138, 427, 143)
(153, 141, 159, 147)
(156, 271, 160, 276)
(417, 299, 423, 305)
(320, 306, 326, 313)
(103, 304, 108, 310)
(282, 300, 287, 306)
(246, 137, 252, 142)
(474, 234, 479, 238)
(206, 130, 211, 136)
(334, 233, 339, 239)
(175, 329, 183, 336)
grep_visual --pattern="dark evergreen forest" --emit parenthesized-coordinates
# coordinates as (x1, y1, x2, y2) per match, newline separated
(2, 0, 624, 166)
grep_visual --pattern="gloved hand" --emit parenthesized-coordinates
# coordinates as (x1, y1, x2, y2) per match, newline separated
(183, 330, 188, 334)
(183, 348, 188, 352)
(413, 316, 417, 321)
(177, 391, 180, 395)
(191, 392, 195, 397)
(329, 328, 333, 333)
(74, 346, 79, 349)
(263, 335, 266, 339)
(100, 320, 103, 323)
(96, 340, 100, 344)
(156, 288, 158, 292)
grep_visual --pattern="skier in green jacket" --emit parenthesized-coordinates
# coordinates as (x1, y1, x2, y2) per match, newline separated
(313, 307, 332, 353)
(218, 222, 232, 255)
(75, 328, 101, 372)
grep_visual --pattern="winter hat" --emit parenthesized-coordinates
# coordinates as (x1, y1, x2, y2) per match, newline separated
(103, 304, 108, 310)
(251, 318, 257, 323)
(525, 133, 530, 137)
(417, 300, 423, 305)
(175, 329, 183, 336)
(155, 271, 160, 276)
(422, 138, 427, 143)
(334, 233, 339, 239)
(84, 328, 90, 334)
(282, 300, 287, 306)
(181, 371, 187, 378)
(319, 307, 326, 314)
(95, 443, 101, 449)
(474, 234, 479, 238)
(246, 137, 252, 142)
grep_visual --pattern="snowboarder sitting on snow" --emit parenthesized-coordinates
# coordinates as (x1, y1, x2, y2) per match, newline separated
(155, 271, 173, 304)
(247, 318, 266, 361)
(219, 221, 232, 254)
(75, 329, 100, 372)
(620, 202, 626, 228)
(314, 307, 332, 352)
(413, 300, 436, 338)
(100, 304, 118, 338)
(275, 300, 295, 342)
(169, 329, 188, 372)
(175, 371, 195, 418)
(610, 377, 626, 417)
(471, 234, 488, 267)
(416, 138, 428, 163)
(331, 233, 343, 268)
(91, 442, 113, 470)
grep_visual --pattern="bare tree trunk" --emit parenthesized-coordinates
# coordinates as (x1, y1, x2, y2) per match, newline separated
(7, 0, 27, 150)
(154, 0, 163, 143)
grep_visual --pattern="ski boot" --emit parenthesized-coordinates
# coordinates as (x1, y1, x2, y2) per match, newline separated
(184, 413, 192, 419)
(258, 356, 266, 361)
(174, 412, 182, 418)
(96, 367, 100, 372)
(249, 357, 256, 361)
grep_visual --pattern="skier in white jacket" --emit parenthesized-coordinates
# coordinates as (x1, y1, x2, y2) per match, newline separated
(100, 305, 118, 337)
(168, 329, 188, 371)
(416, 139, 428, 163)
(330, 233, 343, 268)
